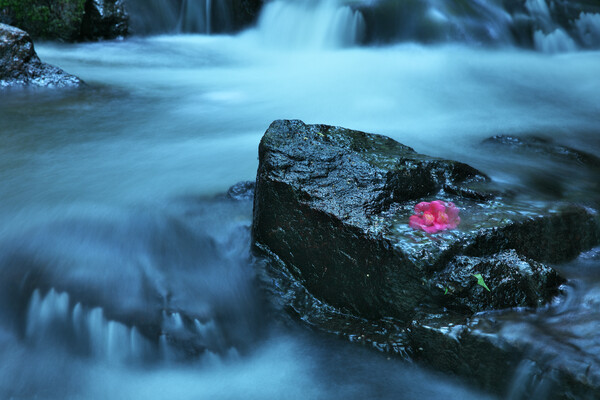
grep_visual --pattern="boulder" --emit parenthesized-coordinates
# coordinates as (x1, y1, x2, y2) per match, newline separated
(252, 119, 599, 322)
(227, 181, 256, 201)
(251, 121, 600, 396)
(80, 0, 128, 40)
(0, 23, 83, 88)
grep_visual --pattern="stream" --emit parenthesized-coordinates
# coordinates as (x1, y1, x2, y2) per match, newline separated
(1, 0, 600, 398)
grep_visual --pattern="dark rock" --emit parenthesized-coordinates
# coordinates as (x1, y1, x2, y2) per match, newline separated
(0, 0, 85, 41)
(227, 181, 255, 201)
(407, 313, 522, 394)
(408, 305, 600, 399)
(230, 0, 265, 31)
(253, 119, 599, 322)
(80, 0, 128, 40)
(262, 242, 600, 398)
(0, 23, 83, 88)
(432, 250, 564, 314)
(252, 120, 600, 397)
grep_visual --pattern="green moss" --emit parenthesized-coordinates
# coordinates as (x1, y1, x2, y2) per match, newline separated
(0, 0, 86, 41)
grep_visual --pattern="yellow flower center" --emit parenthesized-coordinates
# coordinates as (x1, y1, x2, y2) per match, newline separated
(423, 212, 435, 225)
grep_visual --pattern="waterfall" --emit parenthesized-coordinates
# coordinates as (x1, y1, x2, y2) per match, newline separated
(533, 28, 577, 53)
(125, 0, 229, 34)
(575, 12, 600, 48)
(122, 0, 600, 51)
(177, 0, 216, 34)
(207, 0, 213, 34)
(255, 0, 366, 48)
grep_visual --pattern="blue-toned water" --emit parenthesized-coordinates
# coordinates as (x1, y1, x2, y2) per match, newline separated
(1, 0, 600, 398)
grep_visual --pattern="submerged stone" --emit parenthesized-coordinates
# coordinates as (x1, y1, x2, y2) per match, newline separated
(227, 181, 256, 201)
(0, 23, 83, 88)
(408, 302, 600, 399)
(253, 120, 599, 322)
(482, 135, 600, 169)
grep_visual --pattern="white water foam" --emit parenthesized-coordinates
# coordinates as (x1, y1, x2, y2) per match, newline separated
(26, 288, 153, 364)
(178, 0, 214, 33)
(575, 12, 600, 48)
(533, 28, 578, 53)
(255, 0, 366, 48)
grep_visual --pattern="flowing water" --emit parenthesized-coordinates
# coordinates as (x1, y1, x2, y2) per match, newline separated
(1, 0, 600, 398)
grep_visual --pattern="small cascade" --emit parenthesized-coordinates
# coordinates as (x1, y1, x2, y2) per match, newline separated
(533, 28, 577, 53)
(125, 0, 181, 34)
(575, 12, 600, 47)
(424, 0, 514, 43)
(121, 0, 600, 51)
(525, 0, 551, 21)
(207, 0, 213, 33)
(177, 0, 217, 34)
(521, 0, 600, 52)
(24, 288, 242, 364)
(524, 0, 577, 52)
(158, 310, 237, 361)
(125, 0, 234, 35)
(194, 318, 226, 351)
(26, 289, 69, 338)
(255, 0, 366, 48)
(25, 288, 153, 364)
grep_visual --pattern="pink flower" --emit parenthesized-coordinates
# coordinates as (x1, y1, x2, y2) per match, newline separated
(409, 200, 460, 234)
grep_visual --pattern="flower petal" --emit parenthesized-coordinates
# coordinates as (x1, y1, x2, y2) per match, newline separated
(446, 216, 460, 229)
(409, 215, 424, 230)
(429, 200, 446, 214)
(414, 202, 430, 214)
(422, 225, 441, 234)
(409, 200, 461, 233)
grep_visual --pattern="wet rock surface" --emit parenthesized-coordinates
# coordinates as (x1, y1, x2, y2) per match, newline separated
(227, 181, 256, 201)
(252, 119, 600, 397)
(0, 23, 83, 88)
(253, 119, 598, 321)
(431, 250, 564, 314)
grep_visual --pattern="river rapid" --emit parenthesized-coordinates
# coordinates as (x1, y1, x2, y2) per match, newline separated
(0, 3, 600, 399)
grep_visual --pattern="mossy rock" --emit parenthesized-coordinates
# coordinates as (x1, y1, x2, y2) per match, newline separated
(0, 0, 86, 41)
(1, 23, 83, 87)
